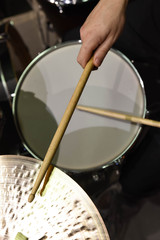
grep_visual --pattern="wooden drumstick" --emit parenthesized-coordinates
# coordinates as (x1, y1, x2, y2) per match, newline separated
(76, 105, 160, 128)
(40, 164, 54, 196)
(28, 57, 94, 203)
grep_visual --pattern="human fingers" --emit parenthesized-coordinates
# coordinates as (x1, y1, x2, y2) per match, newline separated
(93, 18, 126, 67)
(77, 0, 128, 68)
(93, 36, 113, 67)
(77, 23, 109, 68)
(78, 27, 119, 68)
(77, 37, 106, 69)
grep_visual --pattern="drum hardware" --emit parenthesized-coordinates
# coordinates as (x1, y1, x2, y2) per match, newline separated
(147, 103, 160, 119)
(92, 172, 102, 182)
(0, 33, 8, 44)
(91, 158, 123, 186)
(0, 23, 21, 155)
(0, 39, 17, 106)
(0, 107, 5, 140)
(0, 108, 2, 119)
(0, 21, 30, 104)
(91, 160, 122, 183)
(67, 161, 123, 197)
(4, 21, 32, 74)
(0, 62, 13, 107)
(12, 41, 146, 198)
(0, 155, 110, 240)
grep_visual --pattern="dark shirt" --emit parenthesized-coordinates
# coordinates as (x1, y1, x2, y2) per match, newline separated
(114, 0, 160, 64)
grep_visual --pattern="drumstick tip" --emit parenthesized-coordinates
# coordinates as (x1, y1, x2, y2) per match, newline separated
(28, 193, 35, 203)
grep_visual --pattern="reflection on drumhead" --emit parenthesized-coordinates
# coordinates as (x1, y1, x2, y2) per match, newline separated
(13, 42, 146, 171)
(58, 126, 135, 170)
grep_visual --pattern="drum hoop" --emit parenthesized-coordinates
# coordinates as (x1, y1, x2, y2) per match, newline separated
(12, 40, 147, 172)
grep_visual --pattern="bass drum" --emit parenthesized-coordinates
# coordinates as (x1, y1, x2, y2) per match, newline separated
(13, 42, 146, 193)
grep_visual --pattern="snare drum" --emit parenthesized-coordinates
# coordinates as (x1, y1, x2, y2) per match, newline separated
(13, 42, 146, 175)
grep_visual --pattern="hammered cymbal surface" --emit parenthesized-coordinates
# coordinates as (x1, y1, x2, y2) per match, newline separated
(0, 155, 110, 240)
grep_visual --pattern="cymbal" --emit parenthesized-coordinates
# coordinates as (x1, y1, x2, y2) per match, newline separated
(0, 155, 110, 240)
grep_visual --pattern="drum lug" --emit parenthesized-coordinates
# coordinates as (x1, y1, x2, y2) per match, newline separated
(115, 156, 125, 166)
(92, 173, 100, 182)
(92, 171, 106, 182)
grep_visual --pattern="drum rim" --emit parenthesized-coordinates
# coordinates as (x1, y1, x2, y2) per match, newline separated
(12, 40, 147, 173)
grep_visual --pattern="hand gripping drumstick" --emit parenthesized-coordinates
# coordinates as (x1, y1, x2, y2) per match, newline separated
(28, 57, 94, 203)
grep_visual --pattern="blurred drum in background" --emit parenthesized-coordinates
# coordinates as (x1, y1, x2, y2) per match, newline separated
(12, 41, 146, 195)
(37, 0, 99, 38)
(0, 22, 17, 106)
(0, 21, 32, 155)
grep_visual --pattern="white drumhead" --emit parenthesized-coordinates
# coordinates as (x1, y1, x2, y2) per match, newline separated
(13, 42, 146, 171)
